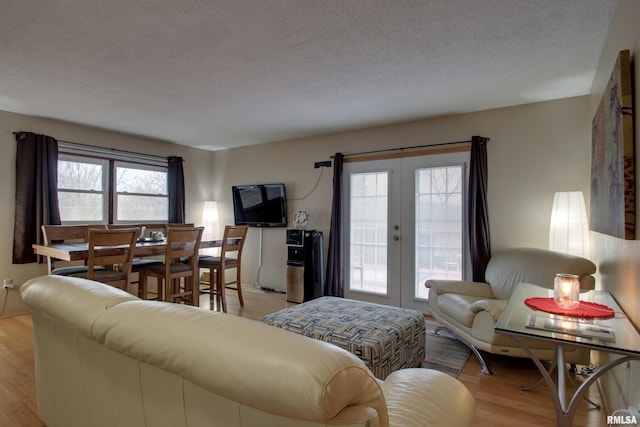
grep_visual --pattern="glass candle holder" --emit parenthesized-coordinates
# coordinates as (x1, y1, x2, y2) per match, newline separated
(554, 273, 580, 309)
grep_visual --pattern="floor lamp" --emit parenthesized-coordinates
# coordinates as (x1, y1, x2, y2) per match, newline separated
(201, 201, 220, 255)
(549, 191, 590, 259)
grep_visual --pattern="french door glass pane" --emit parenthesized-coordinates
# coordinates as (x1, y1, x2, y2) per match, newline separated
(415, 166, 463, 299)
(350, 172, 388, 294)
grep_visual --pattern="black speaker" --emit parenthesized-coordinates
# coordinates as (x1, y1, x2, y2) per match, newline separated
(303, 230, 324, 301)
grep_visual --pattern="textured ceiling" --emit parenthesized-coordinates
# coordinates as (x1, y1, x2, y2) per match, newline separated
(0, 0, 617, 151)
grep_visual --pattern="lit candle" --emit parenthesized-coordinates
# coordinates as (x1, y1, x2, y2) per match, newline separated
(559, 318, 579, 331)
(554, 273, 580, 309)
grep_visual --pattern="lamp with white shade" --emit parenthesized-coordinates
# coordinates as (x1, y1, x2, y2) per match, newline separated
(201, 201, 219, 241)
(549, 191, 590, 259)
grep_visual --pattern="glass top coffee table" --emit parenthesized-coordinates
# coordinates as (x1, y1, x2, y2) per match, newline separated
(495, 282, 640, 427)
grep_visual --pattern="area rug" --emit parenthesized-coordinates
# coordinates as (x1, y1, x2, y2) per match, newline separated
(421, 330, 471, 377)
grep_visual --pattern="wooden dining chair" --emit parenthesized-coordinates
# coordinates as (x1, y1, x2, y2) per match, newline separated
(41, 224, 106, 275)
(139, 226, 204, 305)
(107, 224, 164, 296)
(198, 225, 248, 312)
(70, 228, 139, 293)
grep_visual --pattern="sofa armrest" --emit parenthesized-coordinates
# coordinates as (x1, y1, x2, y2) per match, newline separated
(469, 299, 507, 322)
(426, 280, 494, 299)
(382, 368, 475, 427)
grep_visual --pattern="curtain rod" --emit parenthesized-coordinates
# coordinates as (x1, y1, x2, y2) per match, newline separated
(58, 139, 170, 162)
(13, 131, 171, 162)
(333, 137, 488, 158)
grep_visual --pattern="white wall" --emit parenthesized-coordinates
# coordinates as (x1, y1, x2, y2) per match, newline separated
(0, 109, 214, 316)
(211, 95, 592, 292)
(589, 0, 640, 416)
(0, 92, 593, 322)
(0, 74, 595, 320)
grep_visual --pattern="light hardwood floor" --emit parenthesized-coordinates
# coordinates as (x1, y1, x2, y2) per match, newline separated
(0, 286, 606, 426)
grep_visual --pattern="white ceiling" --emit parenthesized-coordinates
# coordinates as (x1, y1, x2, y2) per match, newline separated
(0, 0, 618, 151)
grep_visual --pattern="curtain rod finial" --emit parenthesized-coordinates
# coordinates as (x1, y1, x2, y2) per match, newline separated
(472, 135, 490, 143)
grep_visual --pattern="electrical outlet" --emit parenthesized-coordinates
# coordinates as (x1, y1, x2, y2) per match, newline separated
(3, 279, 14, 289)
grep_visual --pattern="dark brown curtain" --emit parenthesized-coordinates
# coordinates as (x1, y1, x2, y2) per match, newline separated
(468, 136, 491, 281)
(167, 156, 185, 223)
(12, 132, 61, 264)
(325, 153, 344, 297)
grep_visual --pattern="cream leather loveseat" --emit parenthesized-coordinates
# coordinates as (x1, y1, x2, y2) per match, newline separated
(426, 247, 596, 375)
(22, 275, 475, 427)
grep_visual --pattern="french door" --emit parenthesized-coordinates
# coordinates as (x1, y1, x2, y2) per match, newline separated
(343, 151, 469, 312)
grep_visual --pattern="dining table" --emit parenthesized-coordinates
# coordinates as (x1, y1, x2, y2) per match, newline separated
(32, 238, 224, 263)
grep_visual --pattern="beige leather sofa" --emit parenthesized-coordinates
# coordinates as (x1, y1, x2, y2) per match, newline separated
(22, 275, 475, 427)
(426, 247, 597, 375)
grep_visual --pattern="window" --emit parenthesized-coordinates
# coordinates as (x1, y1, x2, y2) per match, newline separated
(58, 156, 107, 222)
(58, 154, 168, 224)
(115, 162, 168, 221)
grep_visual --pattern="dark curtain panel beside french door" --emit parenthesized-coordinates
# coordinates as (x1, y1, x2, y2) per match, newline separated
(325, 152, 344, 297)
(468, 135, 491, 282)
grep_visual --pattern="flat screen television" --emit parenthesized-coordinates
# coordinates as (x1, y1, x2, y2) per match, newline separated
(232, 183, 287, 227)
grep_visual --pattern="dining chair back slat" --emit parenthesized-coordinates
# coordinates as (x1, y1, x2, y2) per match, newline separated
(165, 223, 195, 228)
(42, 225, 89, 244)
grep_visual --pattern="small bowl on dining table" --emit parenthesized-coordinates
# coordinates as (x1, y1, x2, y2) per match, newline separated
(150, 231, 165, 241)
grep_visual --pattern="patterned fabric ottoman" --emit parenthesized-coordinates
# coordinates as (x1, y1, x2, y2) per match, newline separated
(259, 296, 425, 379)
